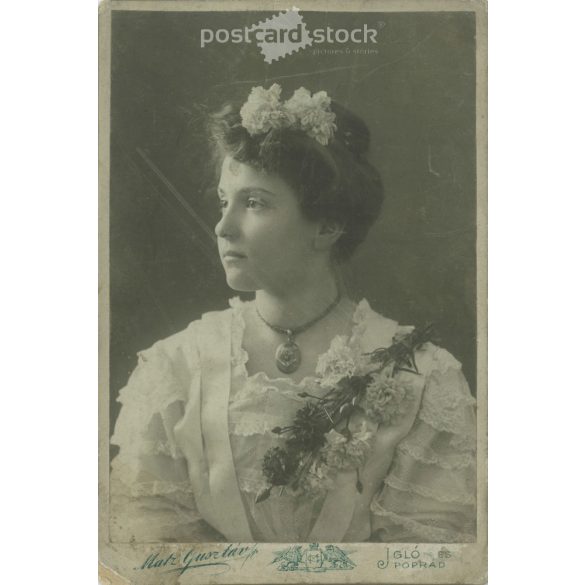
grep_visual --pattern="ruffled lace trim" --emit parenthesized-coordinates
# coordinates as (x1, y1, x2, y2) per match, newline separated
(418, 374, 476, 440)
(427, 346, 463, 375)
(111, 439, 175, 458)
(229, 296, 250, 375)
(417, 408, 475, 441)
(229, 416, 291, 437)
(110, 464, 197, 510)
(119, 347, 185, 411)
(111, 344, 187, 459)
(420, 385, 476, 416)
(383, 474, 476, 506)
(370, 500, 475, 543)
(351, 299, 399, 355)
(121, 479, 195, 500)
(396, 441, 475, 470)
(230, 376, 311, 403)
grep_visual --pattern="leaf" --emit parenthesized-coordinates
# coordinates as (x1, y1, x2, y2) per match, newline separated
(394, 367, 421, 376)
(255, 487, 272, 504)
(356, 479, 363, 494)
(339, 403, 351, 417)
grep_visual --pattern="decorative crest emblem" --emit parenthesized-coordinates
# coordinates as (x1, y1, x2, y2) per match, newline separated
(271, 543, 355, 572)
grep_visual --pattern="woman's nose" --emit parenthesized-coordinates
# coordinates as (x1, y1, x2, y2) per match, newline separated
(214, 204, 239, 239)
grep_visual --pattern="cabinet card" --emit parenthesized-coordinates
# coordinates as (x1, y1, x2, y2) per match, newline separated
(99, 1, 487, 583)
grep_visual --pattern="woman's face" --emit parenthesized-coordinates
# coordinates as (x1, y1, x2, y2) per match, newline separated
(215, 156, 321, 293)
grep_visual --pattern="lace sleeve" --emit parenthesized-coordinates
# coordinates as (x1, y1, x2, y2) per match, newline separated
(370, 347, 477, 543)
(109, 336, 222, 543)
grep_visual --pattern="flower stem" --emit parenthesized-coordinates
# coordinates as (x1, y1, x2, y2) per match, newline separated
(322, 406, 334, 424)
(356, 468, 363, 493)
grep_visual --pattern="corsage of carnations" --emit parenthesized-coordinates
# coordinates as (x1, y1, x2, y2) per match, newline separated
(256, 324, 437, 503)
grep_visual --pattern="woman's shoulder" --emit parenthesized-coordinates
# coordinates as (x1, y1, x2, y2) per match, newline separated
(354, 298, 465, 379)
(355, 300, 475, 450)
(138, 297, 242, 366)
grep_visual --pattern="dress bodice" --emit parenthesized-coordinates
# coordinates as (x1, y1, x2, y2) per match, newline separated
(227, 297, 391, 541)
(109, 297, 477, 543)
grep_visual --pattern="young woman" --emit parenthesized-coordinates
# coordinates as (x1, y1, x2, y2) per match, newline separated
(109, 85, 477, 543)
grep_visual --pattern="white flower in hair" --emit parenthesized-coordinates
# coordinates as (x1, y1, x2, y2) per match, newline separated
(239, 83, 295, 136)
(284, 87, 337, 145)
(239, 83, 337, 145)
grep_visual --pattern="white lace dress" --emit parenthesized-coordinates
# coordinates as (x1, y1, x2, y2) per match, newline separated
(110, 298, 477, 543)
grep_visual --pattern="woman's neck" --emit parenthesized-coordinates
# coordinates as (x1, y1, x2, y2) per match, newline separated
(254, 270, 344, 330)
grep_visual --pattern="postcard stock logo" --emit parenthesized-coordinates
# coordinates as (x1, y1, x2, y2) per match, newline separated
(200, 8, 378, 63)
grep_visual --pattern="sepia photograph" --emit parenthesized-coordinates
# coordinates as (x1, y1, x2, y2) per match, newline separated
(99, 1, 487, 583)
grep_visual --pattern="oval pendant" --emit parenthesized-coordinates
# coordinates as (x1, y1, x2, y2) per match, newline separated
(275, 340, 301, 374)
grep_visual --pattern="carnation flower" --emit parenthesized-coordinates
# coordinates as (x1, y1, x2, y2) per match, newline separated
(316, 336, 361, 388)
(239, 84, 294, 136)
(285, 403, 330, 451)
(363, 368, 415, 425)
(324, 424, 374, 471)
(297, 457, 336, 497)
(261, 446, 299, 486)
(285, 88, 336, 145)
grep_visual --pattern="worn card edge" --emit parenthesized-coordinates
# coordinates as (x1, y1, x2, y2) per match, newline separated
(97, 0, 488, 583)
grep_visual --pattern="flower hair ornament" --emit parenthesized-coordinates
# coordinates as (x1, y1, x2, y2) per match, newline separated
(239, 83, 337, 146)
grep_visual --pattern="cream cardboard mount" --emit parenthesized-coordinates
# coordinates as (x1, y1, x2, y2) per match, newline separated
(98, 1, 487, 583)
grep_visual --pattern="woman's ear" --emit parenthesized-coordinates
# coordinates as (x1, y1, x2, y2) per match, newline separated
(314, 220, 345, 252)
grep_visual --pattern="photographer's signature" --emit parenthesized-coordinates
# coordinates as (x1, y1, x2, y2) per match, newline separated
(135, 543, 259, 575)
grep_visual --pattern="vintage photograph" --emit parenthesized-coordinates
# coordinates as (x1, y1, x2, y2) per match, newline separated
(99, 1, 486, 583)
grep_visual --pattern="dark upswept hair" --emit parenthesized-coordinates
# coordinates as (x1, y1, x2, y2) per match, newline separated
(207, 97, 384, 261)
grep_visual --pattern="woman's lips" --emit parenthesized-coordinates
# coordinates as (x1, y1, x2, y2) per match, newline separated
(223, 251, 246, 260)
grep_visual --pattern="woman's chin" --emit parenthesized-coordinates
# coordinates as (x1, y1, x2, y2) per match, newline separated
(224, 273, 258, 293)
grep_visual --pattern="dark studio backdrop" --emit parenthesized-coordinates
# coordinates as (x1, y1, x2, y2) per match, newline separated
(109, 9, 477, 449)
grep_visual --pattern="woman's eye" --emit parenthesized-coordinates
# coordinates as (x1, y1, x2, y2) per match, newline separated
(246, 198, 265, 210)
(218, 199, 227, 211)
